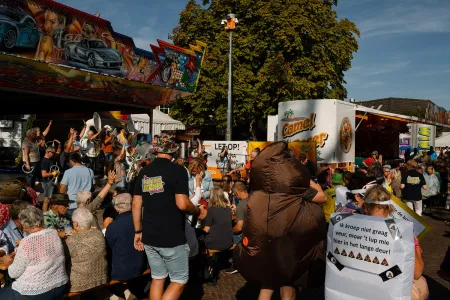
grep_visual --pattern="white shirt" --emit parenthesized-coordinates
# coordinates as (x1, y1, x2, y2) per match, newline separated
(9, 229, 68, 295)
(80, 137, 96, 157)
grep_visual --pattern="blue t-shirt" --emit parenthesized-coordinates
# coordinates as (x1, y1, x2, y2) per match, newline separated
(60, 165, 94, 209)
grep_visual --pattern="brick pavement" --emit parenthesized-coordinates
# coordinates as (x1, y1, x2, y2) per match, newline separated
(2, 171, 450, 299)
(195, 211, 450, 300)
(421, 210, 450, 299)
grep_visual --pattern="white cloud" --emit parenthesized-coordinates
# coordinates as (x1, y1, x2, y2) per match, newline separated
(349, 60, 411, 77)
(362, 81, 383, 88)
(356, 0, 450, 39)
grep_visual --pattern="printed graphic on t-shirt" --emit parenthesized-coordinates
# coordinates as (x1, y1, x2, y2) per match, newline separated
(406, 176, 420, 185)
(142, 175, 165, 195)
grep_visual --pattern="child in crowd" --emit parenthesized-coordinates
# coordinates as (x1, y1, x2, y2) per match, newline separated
(322, 173, 343, 223)
(202, 187, 233, 251)
(363, 186, 428, 300)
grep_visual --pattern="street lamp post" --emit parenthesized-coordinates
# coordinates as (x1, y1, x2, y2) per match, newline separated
(221, 14, 238, 141)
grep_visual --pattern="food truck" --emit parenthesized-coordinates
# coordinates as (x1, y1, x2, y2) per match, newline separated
(268, 99, 450, 171)
(275, 99, 356, 171)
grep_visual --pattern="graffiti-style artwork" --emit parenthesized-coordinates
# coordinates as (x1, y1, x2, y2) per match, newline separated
(150, 40, 205, 93)
(0, 0, 206, 100)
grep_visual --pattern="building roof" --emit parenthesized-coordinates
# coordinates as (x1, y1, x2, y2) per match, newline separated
(356, 98, 434, 115)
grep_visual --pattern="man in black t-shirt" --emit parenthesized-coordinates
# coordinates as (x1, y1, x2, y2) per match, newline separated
(40, 146, 60, 207)
(132, 134, 207, 298)
(401, 160, 427, 216)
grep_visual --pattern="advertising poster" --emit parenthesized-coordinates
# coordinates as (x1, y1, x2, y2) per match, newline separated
(398, 133, 412, 159)
(277, 100, 355, 163)
(248, 141, 317, 167)
(390, 196, 432, 240)
(336, 101, 356, 163)
(202, 141, 248, 180)
(326, 213, 415, 300)
(416, 124, 435, 155)
(0, 0, 206, 103)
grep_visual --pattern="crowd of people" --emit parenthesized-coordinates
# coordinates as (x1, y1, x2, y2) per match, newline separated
(0, 120, 449, 299)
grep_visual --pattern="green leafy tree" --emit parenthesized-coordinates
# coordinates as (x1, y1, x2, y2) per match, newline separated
(169, 0, 359, 140)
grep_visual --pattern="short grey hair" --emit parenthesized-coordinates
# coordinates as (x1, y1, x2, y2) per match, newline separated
(113, 193, 132, 212)
(72, 208, 94, 228)
(77, 190, 92, 207)
(19, 206, 44, 230)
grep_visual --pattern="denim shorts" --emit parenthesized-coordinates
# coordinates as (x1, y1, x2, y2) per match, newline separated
(104, 153, 113, 162)
(144, 243, 189, 284)
(42, 180, 54, 198)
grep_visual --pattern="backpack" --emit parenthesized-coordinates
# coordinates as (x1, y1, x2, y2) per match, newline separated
(0, 180, 26, 200)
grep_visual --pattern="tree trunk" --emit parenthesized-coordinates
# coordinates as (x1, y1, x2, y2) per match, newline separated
(249, 118, 257, 141)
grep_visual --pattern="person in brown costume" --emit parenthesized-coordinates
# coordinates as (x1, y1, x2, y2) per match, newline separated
(233, 142, 328, 299)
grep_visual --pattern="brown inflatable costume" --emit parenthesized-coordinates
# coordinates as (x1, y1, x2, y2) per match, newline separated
(233, 142, 327, 289)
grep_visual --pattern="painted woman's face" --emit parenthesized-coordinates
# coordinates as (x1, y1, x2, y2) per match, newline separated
(44, 11, 60, 35)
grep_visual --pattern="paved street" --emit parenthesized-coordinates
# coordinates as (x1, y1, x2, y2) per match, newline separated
(1, 172, 450, 299)
(196, 211, 450, 300)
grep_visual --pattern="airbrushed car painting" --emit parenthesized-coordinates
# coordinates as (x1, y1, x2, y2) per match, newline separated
(65, 39, 123, 70)
(0, 8, 43, 49)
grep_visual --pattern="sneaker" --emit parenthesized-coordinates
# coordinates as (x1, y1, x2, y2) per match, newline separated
(225, 267, 238, 274)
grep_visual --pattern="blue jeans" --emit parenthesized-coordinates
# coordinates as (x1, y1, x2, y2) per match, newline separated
(233, 233, 243, 244)
(144, 244, 189, 284)
(104, 153, 113, 162)
(42, 181, 54, 198)
(25, 162, 41, 189)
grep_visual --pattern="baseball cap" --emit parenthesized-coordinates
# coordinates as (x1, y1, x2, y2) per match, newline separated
(332, 173, 343, 185)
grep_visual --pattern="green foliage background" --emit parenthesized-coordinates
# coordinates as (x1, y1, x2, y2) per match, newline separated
(168, 0, 359, 139)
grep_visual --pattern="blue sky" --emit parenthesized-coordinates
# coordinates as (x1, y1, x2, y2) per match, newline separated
(59, 0, 450, 109)
(336, 0, 450, 109)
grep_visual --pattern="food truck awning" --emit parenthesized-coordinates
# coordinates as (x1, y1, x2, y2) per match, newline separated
(355, 105, 450, 128)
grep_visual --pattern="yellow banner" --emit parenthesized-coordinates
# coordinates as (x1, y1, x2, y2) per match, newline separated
(248, 141, 317, 166)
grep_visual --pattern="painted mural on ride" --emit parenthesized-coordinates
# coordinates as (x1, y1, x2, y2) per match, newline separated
(0, 0, 205, 93)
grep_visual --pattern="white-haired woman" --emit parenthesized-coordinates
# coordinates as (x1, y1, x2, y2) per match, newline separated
(66, 208, 108, 293)
(76, 170, 115, 229)
(106, 193, 147, 299)
(0, 206, 68, 299)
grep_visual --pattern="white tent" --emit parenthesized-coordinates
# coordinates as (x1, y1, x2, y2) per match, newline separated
(436, 132, 450, 147)
(131, 110, 185, 136)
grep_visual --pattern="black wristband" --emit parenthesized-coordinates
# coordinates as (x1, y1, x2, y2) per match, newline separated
(135, 230, 142, 234)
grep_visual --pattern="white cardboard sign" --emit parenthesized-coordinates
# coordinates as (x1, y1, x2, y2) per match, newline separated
(331, 215, 395, 275)
(326, 213, 414, 300)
